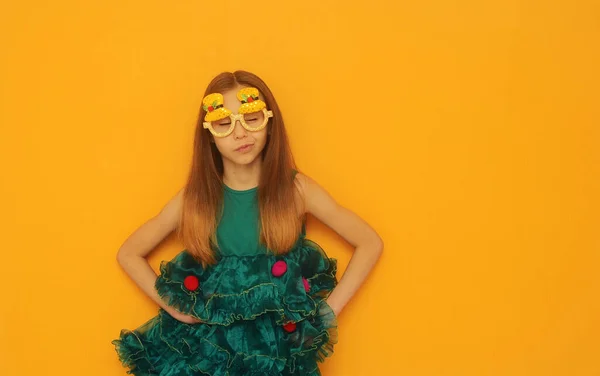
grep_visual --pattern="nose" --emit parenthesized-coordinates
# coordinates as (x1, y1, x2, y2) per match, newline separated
(232, 118, 247, 140)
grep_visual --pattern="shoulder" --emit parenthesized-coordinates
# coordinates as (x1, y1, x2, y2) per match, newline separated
(156, 188, 184, 231)
(292, 172, 314, 194)
(293, 172, 338, 216)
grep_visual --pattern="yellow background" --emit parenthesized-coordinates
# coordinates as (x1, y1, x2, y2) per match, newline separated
(1, 1, 598, 375)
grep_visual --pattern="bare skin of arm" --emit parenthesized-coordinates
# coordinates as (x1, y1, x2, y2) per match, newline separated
(295, 173, 384, 316)
(116, 189, 200, 324)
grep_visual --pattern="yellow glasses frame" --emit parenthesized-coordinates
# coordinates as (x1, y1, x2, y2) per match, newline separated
(203, 108, 273, 138)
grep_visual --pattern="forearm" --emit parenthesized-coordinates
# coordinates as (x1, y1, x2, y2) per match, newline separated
(116, 253, 170, 311)
(326, 242, 383, 315)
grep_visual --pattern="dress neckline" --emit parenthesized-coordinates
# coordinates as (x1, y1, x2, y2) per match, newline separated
(223, 183, 258, 194)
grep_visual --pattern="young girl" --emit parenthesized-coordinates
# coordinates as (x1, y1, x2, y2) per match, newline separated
(112, 70, 383, 375)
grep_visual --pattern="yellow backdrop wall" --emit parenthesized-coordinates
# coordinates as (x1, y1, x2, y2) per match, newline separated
(1, 1, 598, 375)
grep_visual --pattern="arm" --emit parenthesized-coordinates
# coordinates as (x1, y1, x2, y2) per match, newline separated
(116, 188, 200, 323)
(296, 173, 384, 316)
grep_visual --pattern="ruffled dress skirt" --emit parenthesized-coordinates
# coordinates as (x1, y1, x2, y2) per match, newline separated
(112, 239, 338, 375)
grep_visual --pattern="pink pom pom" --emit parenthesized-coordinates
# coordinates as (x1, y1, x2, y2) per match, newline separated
(302, 277, 310, 292)
(271, 260, 287, 277)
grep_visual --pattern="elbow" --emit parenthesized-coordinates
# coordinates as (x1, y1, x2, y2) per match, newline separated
(358, 233, 383, 258)
(116, 248, 130, 265)
(357, 233, 383, 258)
(376, 237, 384, 255)
(117, 246, 147, 266)
(372, 235, 384, 257)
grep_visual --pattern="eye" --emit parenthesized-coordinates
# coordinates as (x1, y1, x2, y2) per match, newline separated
(243, 112, 264, 124)
(211, 121, 231, 131)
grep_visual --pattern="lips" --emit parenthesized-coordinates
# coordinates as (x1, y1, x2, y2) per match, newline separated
(235, 143, 254, 152)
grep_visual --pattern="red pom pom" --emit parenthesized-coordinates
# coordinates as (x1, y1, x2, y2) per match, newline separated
(302, 277, 310, 292)
(271, 260, 287, 277)
(183, 275, 199, 291)
(283, 322, 296, 333)
(207, 105, 214, 112)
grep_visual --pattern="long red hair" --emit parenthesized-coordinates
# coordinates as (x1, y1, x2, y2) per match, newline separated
(177, 71, 303, 267)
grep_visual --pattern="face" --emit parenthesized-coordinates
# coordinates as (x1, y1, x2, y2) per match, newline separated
(210, 87, 269, 167)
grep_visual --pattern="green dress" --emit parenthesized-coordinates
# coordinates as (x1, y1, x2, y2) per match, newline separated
(112, 183, 339, 375)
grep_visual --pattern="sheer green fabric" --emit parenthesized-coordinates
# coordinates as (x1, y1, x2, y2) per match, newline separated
(112, 181, 338, 375)
(112, 241, 337, 375)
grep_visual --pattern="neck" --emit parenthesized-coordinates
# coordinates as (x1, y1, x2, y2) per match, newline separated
(222, 158, 262, 190)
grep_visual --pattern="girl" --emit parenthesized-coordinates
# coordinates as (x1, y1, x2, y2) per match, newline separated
(112, 71, 383, 375)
